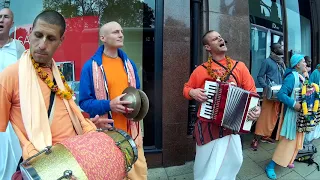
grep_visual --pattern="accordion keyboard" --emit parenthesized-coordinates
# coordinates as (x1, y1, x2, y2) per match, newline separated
(199, 81, 219, 120)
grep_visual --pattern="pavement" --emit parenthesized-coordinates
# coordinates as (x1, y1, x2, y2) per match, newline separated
(147, 133, 320, 180)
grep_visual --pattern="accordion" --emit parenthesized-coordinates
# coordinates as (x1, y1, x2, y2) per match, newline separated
(294, 87, 320, 133)
(199, 80, 260, 133)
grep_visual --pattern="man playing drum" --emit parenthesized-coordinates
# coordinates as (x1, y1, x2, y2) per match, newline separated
(183, 30, 261, 180)
(79, 21, 147, 180)
(0, 10, 113, 179)
(251, 43, 286, 150)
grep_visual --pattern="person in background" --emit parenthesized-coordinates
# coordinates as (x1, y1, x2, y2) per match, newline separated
(251, 43, 285, 150)
(265, 54, 307, 180)
(304, 55, 312, 78)
(301, 64, 320, 152)
(79, 21, 147, 180)
(0, 7, 25, 180)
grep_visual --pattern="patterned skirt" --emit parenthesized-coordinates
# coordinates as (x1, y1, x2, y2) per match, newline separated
(297, 110, 320, 133)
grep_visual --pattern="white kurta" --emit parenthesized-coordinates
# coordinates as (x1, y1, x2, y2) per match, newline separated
(194, 134, 243, 180)
(0, 39, 25, 180)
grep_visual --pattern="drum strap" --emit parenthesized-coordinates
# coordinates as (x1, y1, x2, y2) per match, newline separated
(16, 79, 56, 172)
(47, 78, 56, 117)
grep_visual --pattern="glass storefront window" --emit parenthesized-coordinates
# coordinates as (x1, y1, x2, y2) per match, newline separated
(250, 26, 267, 90)
(249, 0, 283, 32)
(286, 0, 312, 57)
(8, 0, 157, 147)
(249, 0, 284, 91)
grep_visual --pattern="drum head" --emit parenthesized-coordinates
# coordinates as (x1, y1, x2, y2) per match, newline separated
(20, 145, 87, 180)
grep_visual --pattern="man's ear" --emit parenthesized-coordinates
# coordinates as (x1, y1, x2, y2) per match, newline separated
(29, 27, 33, 35)
(10, 21, 14, 29)
(59, 35, 65, 47)
(100, 35, 106, 43)
(204, 44, 211, 51)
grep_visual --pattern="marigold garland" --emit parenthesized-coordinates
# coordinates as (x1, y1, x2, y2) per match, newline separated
(301, 81, 319, 125)
(32, 59, 74, 100)
(206, 56, 232, 82)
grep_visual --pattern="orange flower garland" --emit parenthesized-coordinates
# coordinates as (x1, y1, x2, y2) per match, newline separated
(32, 59, 74, 100)
(206, 56, 232, 82)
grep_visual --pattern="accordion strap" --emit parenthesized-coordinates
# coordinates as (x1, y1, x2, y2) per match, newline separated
(201, 60, 239, 85)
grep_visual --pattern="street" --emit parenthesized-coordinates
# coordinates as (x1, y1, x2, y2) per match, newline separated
(148, 133, 320, 180)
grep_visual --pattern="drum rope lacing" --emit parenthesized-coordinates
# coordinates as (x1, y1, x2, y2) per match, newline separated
(22, 146, 52, 166)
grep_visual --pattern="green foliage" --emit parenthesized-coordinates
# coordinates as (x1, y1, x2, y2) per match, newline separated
(43, 0, 155, 27)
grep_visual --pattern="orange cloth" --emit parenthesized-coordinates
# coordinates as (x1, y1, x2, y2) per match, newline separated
(272, 132, 304, 167)
(102, 55, 147, 178)
(126, 146, 148, 180)
(102, 54, 129, 132)
(0, 63, 77, 141)
(254, 97, 281, 137)
(272, 104, 304, 167)
(0, 62, 96, 159)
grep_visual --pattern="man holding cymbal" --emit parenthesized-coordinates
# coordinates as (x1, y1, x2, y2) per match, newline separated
(79, 21, 148, 180)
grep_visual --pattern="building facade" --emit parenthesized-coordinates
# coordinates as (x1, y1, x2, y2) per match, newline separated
(2, 0, 320, 167)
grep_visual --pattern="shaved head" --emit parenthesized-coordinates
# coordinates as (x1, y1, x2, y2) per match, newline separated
(0, 8, 14, 38)
(32, 10, 66, 37)
(0, 8, 14, 20)
(202, 30, 216, 45)
(99, 21, 124, 49)
(99, 21, 121, 35)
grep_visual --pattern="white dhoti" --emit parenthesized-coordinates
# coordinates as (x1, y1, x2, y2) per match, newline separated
(0, 122, 22, 180)
(194, 134, 243, 180)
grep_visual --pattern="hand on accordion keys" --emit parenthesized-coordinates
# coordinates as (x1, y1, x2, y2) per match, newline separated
(247, 105, 261, 121)
(189, 88, 208, 103)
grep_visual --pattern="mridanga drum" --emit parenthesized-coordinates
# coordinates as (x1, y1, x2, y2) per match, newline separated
(98, 128, 138, 171)
(20, 129, 138, 180)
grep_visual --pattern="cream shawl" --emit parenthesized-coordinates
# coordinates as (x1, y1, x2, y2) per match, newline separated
(18, 50, 96, 152)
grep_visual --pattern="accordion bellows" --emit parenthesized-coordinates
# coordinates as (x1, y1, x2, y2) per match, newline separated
(199, 80, 260, 133)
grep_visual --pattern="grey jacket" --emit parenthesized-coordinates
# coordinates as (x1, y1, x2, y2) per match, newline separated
(257, 57, 283, 88)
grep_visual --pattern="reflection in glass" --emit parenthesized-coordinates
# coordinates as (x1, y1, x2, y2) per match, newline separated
(56, 61, 75, 82)
(250, 27, 267, 90)
(286, 0, 311, 57)
(249, 0, 282, 25)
